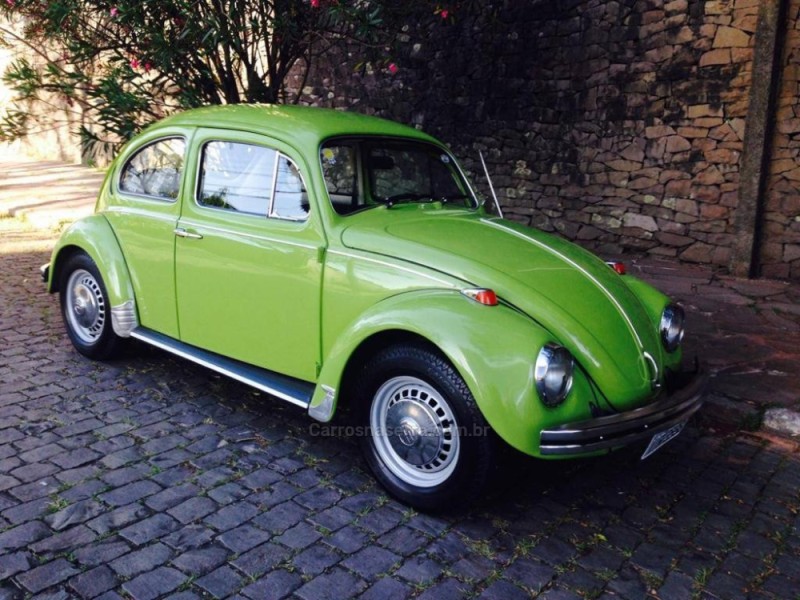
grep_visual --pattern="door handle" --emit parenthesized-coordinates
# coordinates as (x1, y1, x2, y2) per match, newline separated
(174, 227, 203, 240)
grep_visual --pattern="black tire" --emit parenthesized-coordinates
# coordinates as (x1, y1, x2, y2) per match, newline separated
(59, 252, 123, 360)
(355, 344, 495, 511)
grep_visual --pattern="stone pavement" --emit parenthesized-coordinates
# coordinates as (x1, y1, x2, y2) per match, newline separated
(0, 160, 104, 229)
(1, 159, 800, 599)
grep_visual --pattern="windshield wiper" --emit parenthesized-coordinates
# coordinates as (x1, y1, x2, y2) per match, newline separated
(382, 193, 434, 207)
(382, 193, 468, 208)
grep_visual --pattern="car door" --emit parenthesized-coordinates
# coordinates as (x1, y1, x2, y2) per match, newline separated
(104, 129, 192, 338)
(174, 129, 325, 382)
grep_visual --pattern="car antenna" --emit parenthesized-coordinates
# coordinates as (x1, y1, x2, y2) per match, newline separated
(479, 150, 504, 218)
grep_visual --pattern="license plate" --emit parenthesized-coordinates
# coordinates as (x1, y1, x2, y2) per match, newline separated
(641, 421, 686, 460)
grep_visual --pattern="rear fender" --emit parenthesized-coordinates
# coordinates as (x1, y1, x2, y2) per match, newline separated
(48, 215, 138, 336)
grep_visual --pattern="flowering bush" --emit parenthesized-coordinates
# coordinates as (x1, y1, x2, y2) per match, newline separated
(0, 0, 436, 158)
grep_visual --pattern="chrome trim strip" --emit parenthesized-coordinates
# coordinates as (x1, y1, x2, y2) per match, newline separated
(327, 249, 457, 288)
(267, 148, 281, 216)
(177, 220, 318, 250)
(480, 218, 644, 349)
(111, 301, 138, 337)
(643, 351, 660, 390)
(130, 329, 311, 409)
(539, 367, 707, 456)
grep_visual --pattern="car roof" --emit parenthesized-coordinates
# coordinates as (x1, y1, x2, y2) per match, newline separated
(151, 104, 439, 148)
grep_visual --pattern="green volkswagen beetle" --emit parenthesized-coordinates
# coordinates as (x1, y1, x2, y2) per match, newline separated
(42, 105, 706, 510)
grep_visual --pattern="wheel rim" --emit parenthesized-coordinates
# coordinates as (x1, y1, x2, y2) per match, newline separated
(369, 376, 460, 488)
(65, 269, 106, 344)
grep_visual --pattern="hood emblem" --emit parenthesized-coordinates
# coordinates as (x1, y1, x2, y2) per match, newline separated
(643, 352, 661, 390)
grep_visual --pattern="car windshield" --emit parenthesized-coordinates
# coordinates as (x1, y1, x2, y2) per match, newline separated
(320, 138, 477, 216)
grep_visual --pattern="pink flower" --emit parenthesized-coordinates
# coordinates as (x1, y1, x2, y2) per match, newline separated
(6, 0, 15, 6)
(388, 63, 398, 75)
(129, 58, 140, 70)
(144, 62, 152, 73)
(310, 0, 319, 7)
(441, 9, 449, 19)
(110, 6, 118, 16)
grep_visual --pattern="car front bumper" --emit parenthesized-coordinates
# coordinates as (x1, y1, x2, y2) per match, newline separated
(539, 364, 707, 456)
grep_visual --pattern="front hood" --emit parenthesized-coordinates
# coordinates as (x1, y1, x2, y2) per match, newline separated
(341, 207, 664, 409)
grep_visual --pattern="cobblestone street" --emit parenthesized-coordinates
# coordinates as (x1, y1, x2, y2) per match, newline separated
(1, 219, 799, 599)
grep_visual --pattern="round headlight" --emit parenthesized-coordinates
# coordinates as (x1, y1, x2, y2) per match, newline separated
(660, 304, 685, 352)
(535, 344, 574, 407)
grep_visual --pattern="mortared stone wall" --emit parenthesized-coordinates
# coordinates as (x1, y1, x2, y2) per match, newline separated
(296, 0, 800, 280)
(761, 0, 800, 279)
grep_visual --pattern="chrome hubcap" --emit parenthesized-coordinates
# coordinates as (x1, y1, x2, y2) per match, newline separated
(387, 400, 442, 466)
(65, 269, 105, 344)
(370, 376, 460, 488)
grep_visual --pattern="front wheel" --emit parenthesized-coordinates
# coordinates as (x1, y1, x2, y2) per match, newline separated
(59, 252, 123, 360)
(356, 345, 495, 511)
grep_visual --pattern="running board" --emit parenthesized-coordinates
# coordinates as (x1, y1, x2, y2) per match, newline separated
(130, 328, 313, 409)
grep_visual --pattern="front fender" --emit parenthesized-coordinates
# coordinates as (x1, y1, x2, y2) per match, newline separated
(310, 289, 597, 457)
(622, 275, 682, 373)
(48, 215, 137, 335)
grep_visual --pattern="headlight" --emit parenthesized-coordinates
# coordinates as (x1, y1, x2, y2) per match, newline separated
(660, 304, 685, 352)
(535, 344, 574, 407)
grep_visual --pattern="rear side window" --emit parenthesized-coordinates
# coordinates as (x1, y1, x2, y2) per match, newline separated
(119, 137, 185, 200)
(197, 140, 308, 221)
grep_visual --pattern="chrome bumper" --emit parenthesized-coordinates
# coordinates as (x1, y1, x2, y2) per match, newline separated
(539, 366, 707, 456)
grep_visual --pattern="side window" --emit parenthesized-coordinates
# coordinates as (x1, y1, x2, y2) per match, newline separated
(272, 156, 309, 220)
(197, 140, 309, 221)
(198, 141, 276, 215)
(119, 137, 185, 200)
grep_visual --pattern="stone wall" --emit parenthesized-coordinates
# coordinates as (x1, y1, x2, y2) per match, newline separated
(298, 0, 799, 279)
(762, 0, 800, 279)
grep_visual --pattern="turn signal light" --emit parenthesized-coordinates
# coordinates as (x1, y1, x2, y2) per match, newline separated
(461, 288, 498, 306)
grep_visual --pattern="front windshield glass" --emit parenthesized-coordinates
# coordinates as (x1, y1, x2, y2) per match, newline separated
(320, 138, 476, 216)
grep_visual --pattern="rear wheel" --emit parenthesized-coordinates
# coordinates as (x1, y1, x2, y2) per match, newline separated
(59, 252, 123, 360)
(356, 344, 495, 511)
